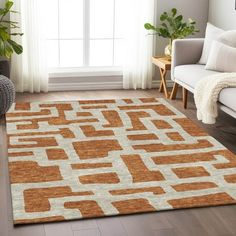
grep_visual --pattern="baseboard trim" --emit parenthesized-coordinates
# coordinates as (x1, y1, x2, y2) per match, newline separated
(49, 81, 123, 91)
(49, 80, 174, 91)
(152, 80, 173, 88)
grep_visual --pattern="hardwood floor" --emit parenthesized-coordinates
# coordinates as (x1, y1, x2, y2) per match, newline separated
(1, 89, 236, 236)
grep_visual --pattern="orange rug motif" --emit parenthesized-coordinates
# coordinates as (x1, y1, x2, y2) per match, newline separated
(6, 98, 236, 225)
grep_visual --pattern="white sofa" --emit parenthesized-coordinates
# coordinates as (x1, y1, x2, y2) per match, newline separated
(171, 38, 236, 119)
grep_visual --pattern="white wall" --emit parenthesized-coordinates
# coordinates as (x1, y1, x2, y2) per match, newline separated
(209, 0, 236, 30)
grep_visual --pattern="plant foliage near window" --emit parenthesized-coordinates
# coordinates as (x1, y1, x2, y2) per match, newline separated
(0, 0, 23, 58)
(144, 8, 199, 43)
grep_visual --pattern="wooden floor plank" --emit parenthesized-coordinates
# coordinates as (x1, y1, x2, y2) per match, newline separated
(7, 224, 46, 236)
(120, 214, 164, 236)
(139, 213, 173, 231)
(44, 222, 73, 236)
(73, 229, 101, 236)
(211, 206, 236, 235)
(161, 210, 210, 236)
(191, 208, 233, 236)
(70, 219, 98, 231)
(153, 228, 181, 236)
(96, 217, 127, 236)
(1, 89, 236, 236)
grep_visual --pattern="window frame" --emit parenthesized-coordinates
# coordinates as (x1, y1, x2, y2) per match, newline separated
(47, 0, 124, 75)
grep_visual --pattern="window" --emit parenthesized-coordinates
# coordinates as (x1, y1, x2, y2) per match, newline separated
(44, 0, 125, 69)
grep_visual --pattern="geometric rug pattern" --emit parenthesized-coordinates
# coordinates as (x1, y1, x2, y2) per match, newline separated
(6, 98, 236, 224)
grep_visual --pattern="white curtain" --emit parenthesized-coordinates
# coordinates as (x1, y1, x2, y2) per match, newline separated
(10, 0, 48, 93)
(123, 0, 155, 89)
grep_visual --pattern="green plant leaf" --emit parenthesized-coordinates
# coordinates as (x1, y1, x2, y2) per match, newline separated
(161, 23, 168, 29)
(5, 0, 14, 11)
(0, 9, 5, 16)
(5, 44, 13, 58)
(10, 33, 24, 36)
(0, 28, 10, 40)
(0, 0, 23, 58)
(0, 39, 5, 56)
(10, 10, 20, 14)
(144, 23, 156, 30)
(172, 8, 177, 17)
(175, 15, 183, 22)
(159, 28, 170, 38)
(0, 26, 8, 31)
(7, 39, 23, 54)
(1, 20, 18, 24)
(160, 13, 168, 21)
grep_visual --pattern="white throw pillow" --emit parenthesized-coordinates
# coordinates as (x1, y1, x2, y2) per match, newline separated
(217, 30, 236, 47)
(205, 41, 236, 72)
(198, 23, 224, 65)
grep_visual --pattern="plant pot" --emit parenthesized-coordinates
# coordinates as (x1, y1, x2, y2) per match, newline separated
(0, 60, 10, 78)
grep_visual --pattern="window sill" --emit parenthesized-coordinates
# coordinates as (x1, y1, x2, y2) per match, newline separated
(49, 66, 123, 78)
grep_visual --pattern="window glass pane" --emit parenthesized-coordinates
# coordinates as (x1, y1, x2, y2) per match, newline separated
(59, 0, 83, 39)
(46, 40, 59, 67)
(90, 40, 113, 66)
(44, 0, 58, 39)
(60, 40, 83, 67)
(45, 0, 125, 69)
(90, 0, 114, 39)
(114, 39, 124, 66)
(115, 0, 126, 38)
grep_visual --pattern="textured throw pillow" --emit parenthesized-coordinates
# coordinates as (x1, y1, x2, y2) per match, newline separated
(198, 23, 224, 65)
(205, 41, 236, 72)
(217, 30, 236, 47)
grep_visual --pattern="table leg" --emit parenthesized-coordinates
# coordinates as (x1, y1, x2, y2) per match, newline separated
(170, 83, 179, 100)
(159, 68, 169, 98)
(159, 81, 164, 93)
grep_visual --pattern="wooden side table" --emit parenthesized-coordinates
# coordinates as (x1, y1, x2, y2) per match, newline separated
(152, 56, 171, 98)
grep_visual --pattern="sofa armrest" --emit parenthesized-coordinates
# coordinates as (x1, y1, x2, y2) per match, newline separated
(171, 38, 204, 81)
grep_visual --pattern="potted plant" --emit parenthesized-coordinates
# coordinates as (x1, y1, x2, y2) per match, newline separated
(0, 0, 23, 77)
(145, 8, 199, 58)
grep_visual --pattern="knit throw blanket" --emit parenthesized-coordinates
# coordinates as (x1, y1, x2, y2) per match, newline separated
(194, 73, 236, 124)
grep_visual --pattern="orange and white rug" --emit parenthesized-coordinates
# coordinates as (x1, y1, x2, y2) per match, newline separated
(6, 98, 236, 225)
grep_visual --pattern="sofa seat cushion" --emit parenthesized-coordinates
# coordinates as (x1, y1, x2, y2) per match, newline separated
(174, 64, 220, 89)
(219, 88, 236, 112)
(174, 65, 236, 112)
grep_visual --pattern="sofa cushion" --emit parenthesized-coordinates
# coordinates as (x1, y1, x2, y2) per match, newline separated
(217, 30, 236, 47)
(174, 65, 236, 112)
(174, 64, 220, 88)
(199, 23, 224, 65)
(205, 41, 236, 72)
(219, 88, 236, 112)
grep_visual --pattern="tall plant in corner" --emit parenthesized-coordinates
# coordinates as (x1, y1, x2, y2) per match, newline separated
(0, 0, 23, 59)
(144, 8, 199, 58)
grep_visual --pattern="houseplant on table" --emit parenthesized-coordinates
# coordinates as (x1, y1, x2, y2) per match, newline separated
(144, 8, 199, 58)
